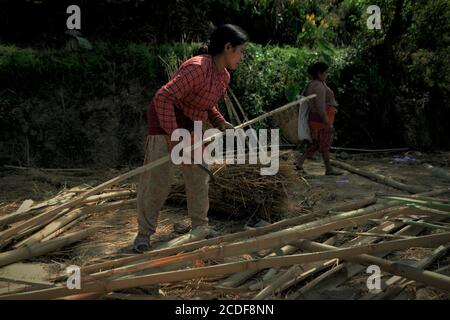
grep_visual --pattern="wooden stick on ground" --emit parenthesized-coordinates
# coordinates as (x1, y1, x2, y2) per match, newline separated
(330, 159, 428, 194)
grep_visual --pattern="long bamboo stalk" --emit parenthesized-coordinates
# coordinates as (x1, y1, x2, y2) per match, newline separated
(330, 159, 427, 194)
(2, 232, 450, 300)
(361, 243, 450, 300)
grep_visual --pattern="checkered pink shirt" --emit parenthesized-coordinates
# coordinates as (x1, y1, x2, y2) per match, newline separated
(148, 55, 229, 135)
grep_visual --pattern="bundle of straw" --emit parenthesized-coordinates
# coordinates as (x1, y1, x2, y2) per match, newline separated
(167, 163, 300, 221)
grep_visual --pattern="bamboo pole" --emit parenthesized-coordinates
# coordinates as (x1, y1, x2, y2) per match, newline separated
(2, 232, 450, 300)
(362, 243, 450, 300)
(0, 227, 99, 268)
(330, 159, 428, 194)
(330, 147, 409, 153)
(217, 244, 298, 289)
(329, 230, 414, 239)
(0, 95, 316, 245)
(291, 264, 347, 300)
(229, 88, 250, 123)
(41, 215, 90, 241)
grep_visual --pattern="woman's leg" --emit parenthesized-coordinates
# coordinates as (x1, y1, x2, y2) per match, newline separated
(136, 135, 175, 239)
(181, 163, 209, 229)
(317, 129, 342, 175)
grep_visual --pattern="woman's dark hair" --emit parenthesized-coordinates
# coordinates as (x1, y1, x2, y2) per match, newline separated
(196, 24, 248, 56)
(307, 62, 329, 78)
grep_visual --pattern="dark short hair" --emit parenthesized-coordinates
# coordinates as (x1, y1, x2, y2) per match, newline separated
(197, 24, 248, 56)
(307, 62, 329, 78)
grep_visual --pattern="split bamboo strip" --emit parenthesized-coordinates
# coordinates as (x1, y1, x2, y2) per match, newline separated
(330, 159, 428, 194)
(3, 232, 450, 300)
(0, 95, 316, 245)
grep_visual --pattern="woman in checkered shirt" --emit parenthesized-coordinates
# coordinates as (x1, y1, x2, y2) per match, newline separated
(134, 24, 248, 252)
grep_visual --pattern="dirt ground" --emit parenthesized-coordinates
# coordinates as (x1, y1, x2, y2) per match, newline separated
(0, 149, 449, 299)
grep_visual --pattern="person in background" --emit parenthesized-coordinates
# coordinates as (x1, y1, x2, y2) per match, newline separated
(133, 24, 248, 253)
(295, 62, 342, 176)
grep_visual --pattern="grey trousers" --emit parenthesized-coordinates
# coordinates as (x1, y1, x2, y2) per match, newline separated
(137, 135, 209, 237)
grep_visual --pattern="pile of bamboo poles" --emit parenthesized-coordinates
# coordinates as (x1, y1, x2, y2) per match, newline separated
(1, 187, 448, 300)
(168, 163, 300, 221)
(0, 184, 137, 267)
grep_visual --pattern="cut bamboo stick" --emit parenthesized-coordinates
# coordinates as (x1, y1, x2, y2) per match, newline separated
(328, 230, 414, 239)
(291, 263, 347, 300)
(330, 159, 428, 194)
(330, 147, 409, 153)
(229, 88, 250, 123)
(3, 232, 450, 300)
(0, 227, 99, 268)
(253, 265, 302, 299)
(217, 244, 297, 289)
(13, 208, 87, 248)
(42, 215, 90, 241)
